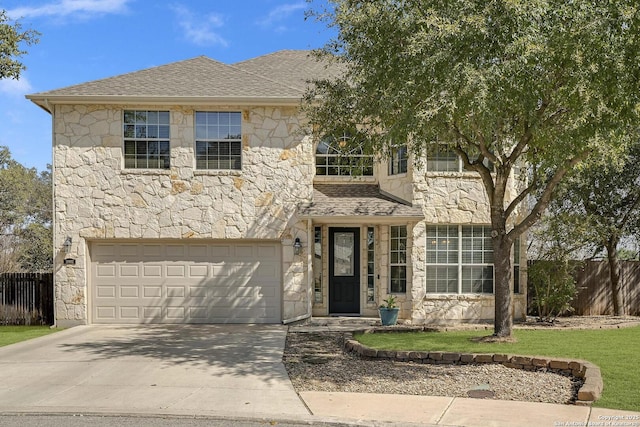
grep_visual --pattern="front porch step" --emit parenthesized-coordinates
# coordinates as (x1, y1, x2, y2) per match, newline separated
(289, 316, 381, 332)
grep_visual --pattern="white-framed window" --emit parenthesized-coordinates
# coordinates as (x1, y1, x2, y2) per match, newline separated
(390, 225, 407, 293)
(367, 227, 375, 302)
(389, 145, 408, 175)
(314, 226, 323, 303)
(426, 145, 493, 172)
(123, 110, 170, 169)
(426, 225, 494, 294)
(426, 146, 459, 172)
(513, 237, 521, 294)
(195, 112, 242, 170)
(315, 133, 373, 176)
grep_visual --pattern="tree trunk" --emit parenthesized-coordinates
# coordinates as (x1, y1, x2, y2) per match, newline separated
(493, 235, 513, 337)
(605, 239, 624, 316)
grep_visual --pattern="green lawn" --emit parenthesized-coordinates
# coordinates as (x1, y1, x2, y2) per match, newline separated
(0, 325, 58, 347)
(355, 326, 640, 412)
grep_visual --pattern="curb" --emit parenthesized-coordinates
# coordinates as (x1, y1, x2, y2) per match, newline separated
(343, 328, 602, 406)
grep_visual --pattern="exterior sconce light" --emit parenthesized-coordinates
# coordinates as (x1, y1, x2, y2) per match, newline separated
(293, 237, 302, 255)
(63, 236, 72, 254)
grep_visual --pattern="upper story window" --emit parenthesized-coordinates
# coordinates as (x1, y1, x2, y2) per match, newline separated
(426, 146, 459, 172)
(426, 145, 493, 172)
(315, 133, 373, 176)
(195, 112, 242, 170)
(389, 145, 408, 175)
(123, 110, 170, 169)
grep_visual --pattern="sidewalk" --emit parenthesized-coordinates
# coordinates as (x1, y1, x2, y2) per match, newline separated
(289, 318, 640, 427)
(298, 391, 640, 427)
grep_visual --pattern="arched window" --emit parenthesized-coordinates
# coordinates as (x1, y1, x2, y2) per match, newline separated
(315, 133, 373, 176)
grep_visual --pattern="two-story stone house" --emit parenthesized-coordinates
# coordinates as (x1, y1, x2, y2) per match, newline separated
(27, 50, 526, 327)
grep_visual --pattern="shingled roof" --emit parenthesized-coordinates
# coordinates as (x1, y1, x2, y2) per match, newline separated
(299, 184, 424, 219)
(27, 50, 337, 111)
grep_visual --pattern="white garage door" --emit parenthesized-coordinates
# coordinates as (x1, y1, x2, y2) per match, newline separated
(90, 241, 281, 324)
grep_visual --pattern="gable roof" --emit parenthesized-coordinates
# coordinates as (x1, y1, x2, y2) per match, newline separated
(27, 50, 336, 112)
(299, 184, 424, 220)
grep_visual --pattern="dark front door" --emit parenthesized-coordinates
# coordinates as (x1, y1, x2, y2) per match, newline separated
(329, 227, 360, 314)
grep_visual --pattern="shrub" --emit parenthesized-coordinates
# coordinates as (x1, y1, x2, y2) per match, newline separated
(0, 304, 43, 326)
(528, 260, 578, 322)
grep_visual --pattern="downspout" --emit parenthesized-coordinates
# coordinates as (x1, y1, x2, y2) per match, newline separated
(282, 219, 314, 324)
(46, 100, 58, 329)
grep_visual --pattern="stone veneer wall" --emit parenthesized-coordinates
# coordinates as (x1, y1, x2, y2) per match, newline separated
(53, 104, 313, 325)
(410, 170, 526, 324)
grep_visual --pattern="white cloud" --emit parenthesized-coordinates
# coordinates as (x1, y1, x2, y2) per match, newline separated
(7, 0, 130, 20)
(0, 77, 33, 97)
(171, 4, 228, 47)
(257, 2, 307, 29)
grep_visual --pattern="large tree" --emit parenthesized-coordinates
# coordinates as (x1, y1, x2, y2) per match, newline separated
(544, 138, 640, 315)
(1, 9, 40, 80)
(0, 147, 52, 272)
(305, 1, 640, 336)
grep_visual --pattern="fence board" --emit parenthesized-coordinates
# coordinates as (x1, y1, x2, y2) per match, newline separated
(528, 260, 640, 316)
(0, 273, 53, 325)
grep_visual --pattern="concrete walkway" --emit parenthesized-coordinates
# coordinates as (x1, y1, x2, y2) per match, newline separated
(0, 324, 638, 427)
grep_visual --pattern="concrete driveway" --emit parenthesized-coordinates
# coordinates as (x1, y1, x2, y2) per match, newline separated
(0, 325, 310, 419)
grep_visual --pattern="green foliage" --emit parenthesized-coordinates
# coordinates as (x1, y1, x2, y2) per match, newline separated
(0, 10, 40, 80)
(355, 327, 640, 411)
(0, 147, 52, 272)
(307, 0, 640, 336)
(528, 260, 578, 322)
(379, 295, 397, 309)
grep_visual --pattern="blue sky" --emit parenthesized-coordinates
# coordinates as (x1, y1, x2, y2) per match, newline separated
(1, 0, 333, 172)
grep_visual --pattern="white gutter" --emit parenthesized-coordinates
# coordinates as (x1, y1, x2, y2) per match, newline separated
(25, 95, 303, 110)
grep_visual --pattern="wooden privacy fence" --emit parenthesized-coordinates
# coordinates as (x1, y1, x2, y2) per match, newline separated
(528, 260, 640, 316)
(573, 261, 640, 316)
(0, 273, 54, 325)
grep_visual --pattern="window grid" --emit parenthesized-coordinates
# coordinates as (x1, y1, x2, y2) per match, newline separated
(389, 146, 408, 175)
(314, 227, 323, 303)
(426, 147, 459, 172)
(390, 225, 407, 293)
(513, 237, 521, 294)
(195, 112, 242, 170)
(315, 133, 374, 176)
(367, 227, 375, 303)
(427, 225, 495, 294)
(123, 110, 170, 169)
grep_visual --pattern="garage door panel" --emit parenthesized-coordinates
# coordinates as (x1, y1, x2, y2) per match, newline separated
(91, 241, 281, 324)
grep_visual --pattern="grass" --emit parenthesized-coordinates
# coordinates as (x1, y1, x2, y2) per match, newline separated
(355, 326, 640, 412)
(0, 325, 58, 347)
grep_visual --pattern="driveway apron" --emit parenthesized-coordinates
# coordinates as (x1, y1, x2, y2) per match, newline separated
(0, 325, 309, 419)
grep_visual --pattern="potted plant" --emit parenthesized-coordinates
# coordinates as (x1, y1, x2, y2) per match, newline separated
(378, 295, 400, 326)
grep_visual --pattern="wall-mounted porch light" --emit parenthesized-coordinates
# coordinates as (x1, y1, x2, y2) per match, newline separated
(293, 237, 302, 255)
(63, 236, 72, 254)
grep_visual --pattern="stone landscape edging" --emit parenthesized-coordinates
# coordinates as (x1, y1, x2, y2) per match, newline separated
(342, 327, 602, 406)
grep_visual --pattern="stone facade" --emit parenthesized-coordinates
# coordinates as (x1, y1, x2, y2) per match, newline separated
(53, 104, 314, 325)
(52, 103, 526, 326)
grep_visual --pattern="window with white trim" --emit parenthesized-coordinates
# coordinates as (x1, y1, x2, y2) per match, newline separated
(389, 145, 408, 175)
(390, 225, 407, 293)
(315, 133, 373, 176)
(426, 225, 494, 294)
(123, 110, 170, 169)
(426, 145, 493, 172)
(195, 112, 242, 170)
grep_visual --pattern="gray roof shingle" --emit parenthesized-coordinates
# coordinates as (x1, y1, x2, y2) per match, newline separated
(28, 50, 338, 101)
(299, 184, 424, 219)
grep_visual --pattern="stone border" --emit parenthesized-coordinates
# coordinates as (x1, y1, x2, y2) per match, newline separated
(343, 328, 602, 406)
